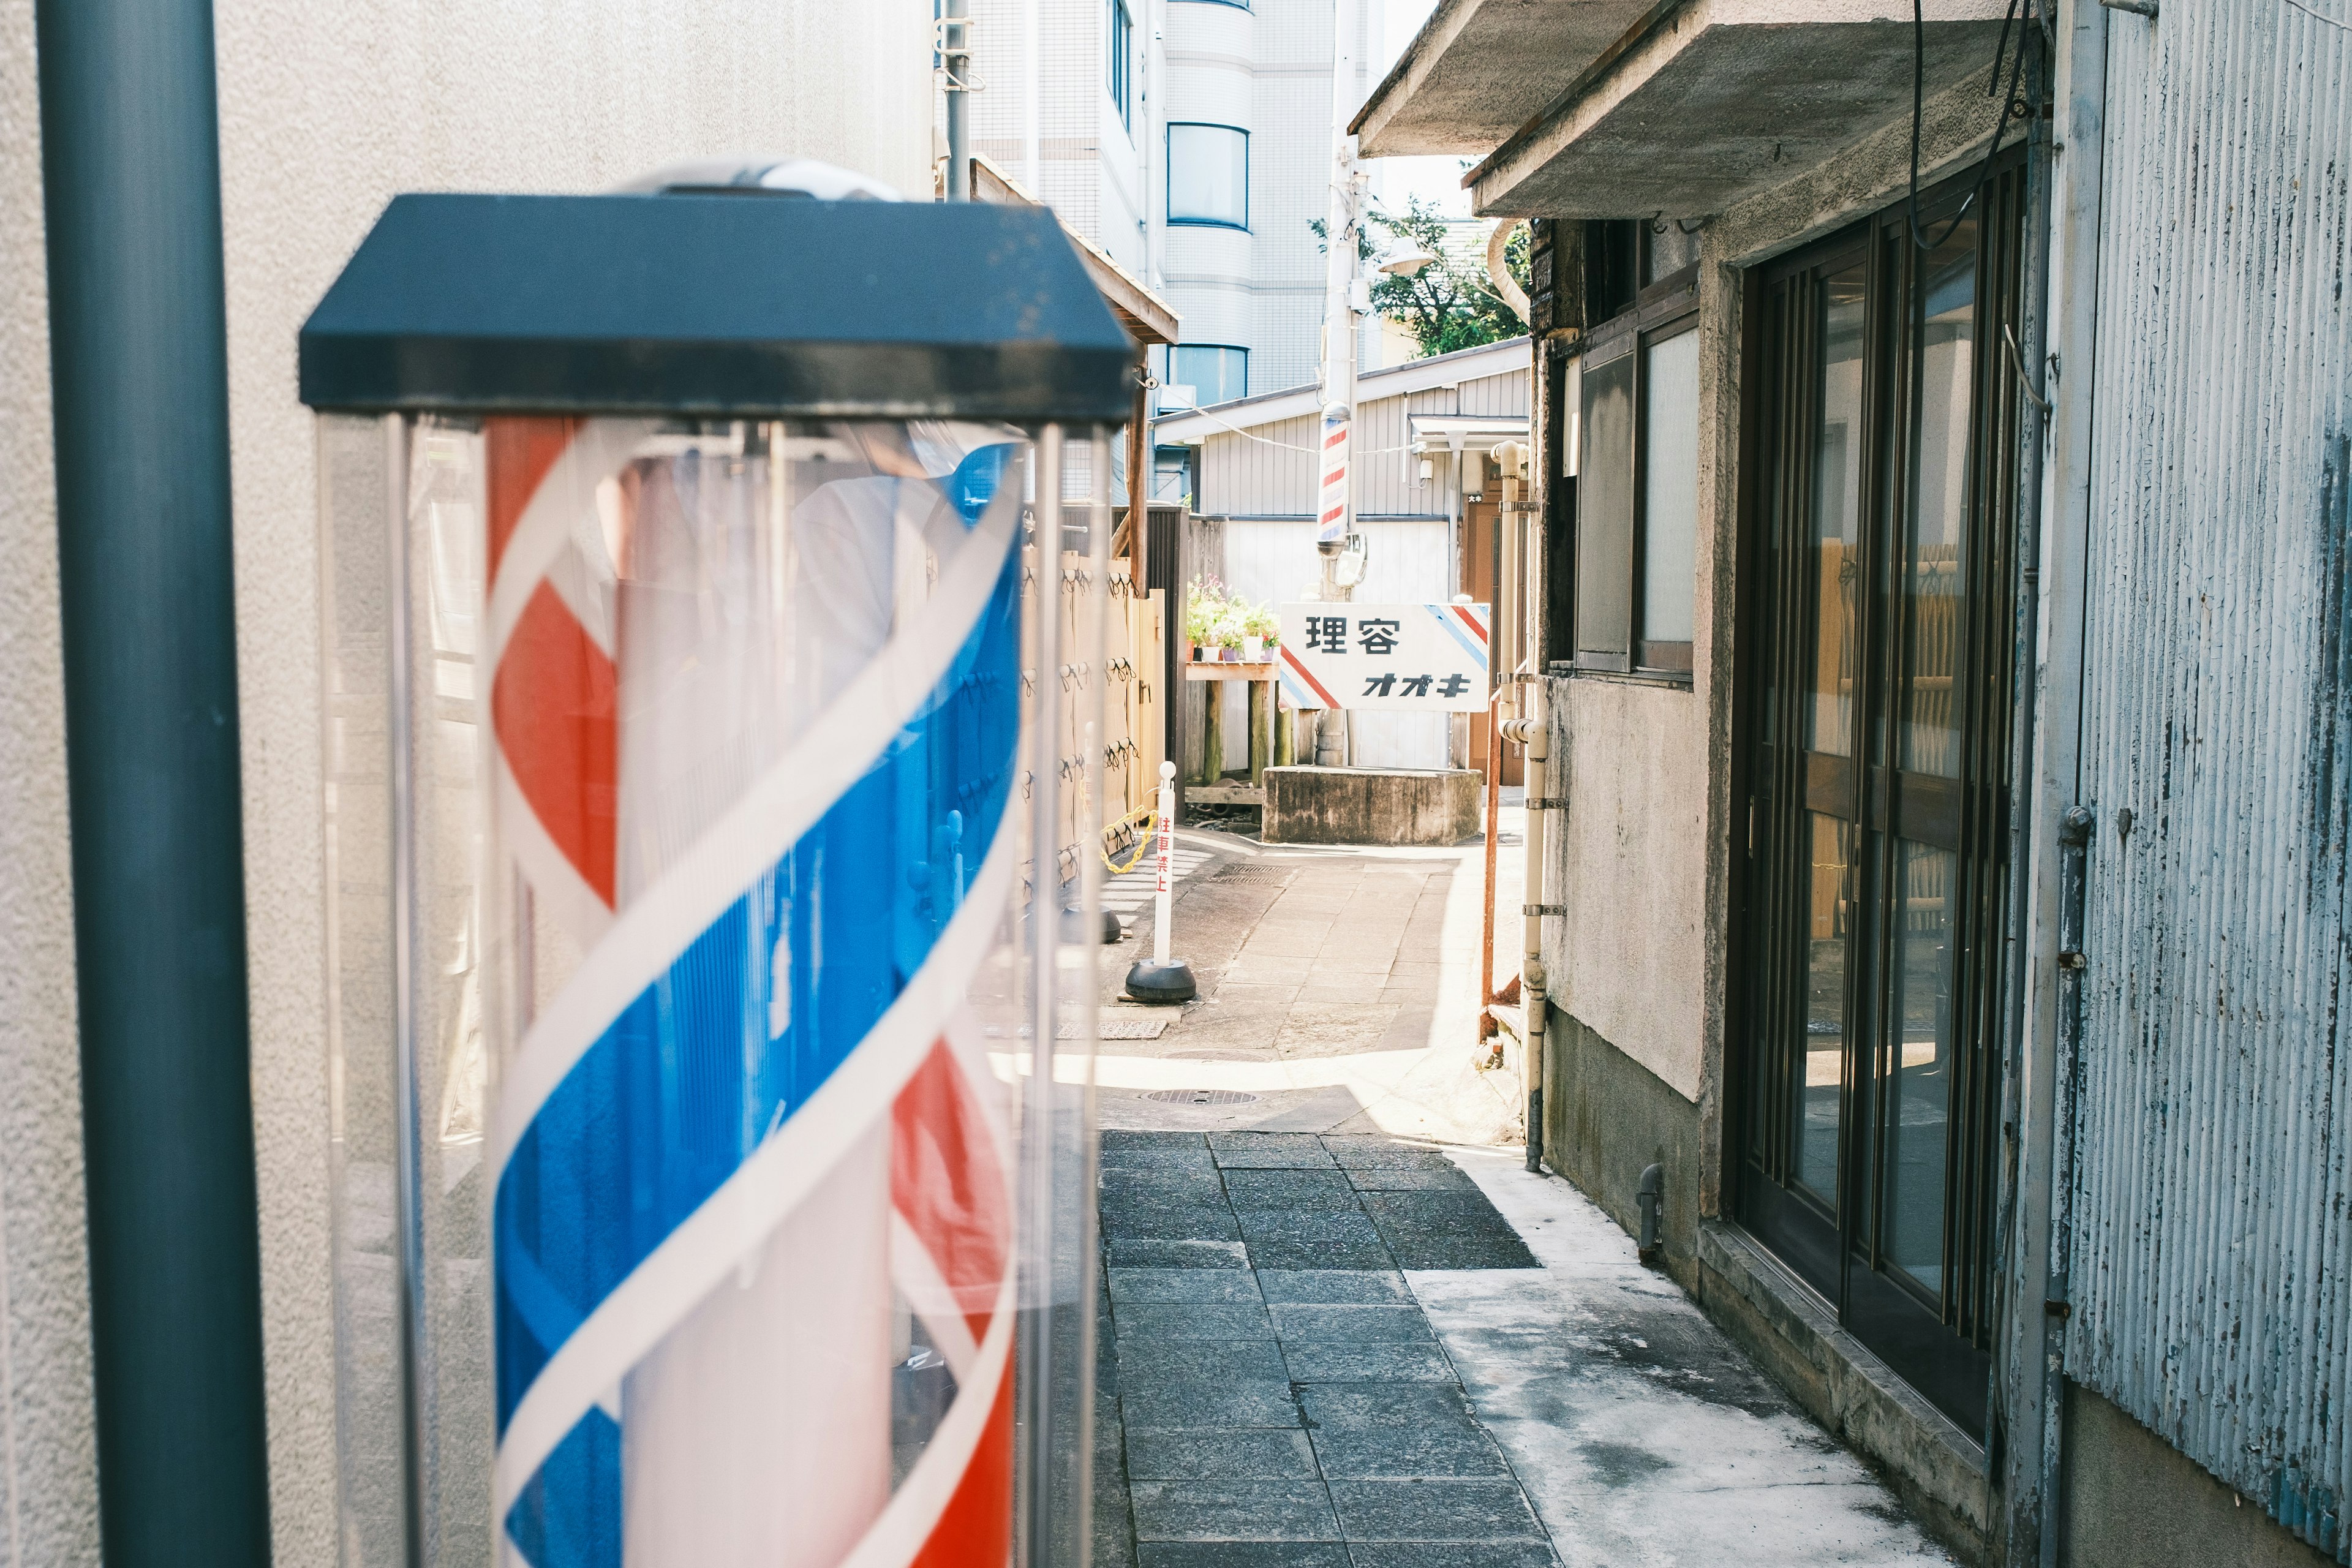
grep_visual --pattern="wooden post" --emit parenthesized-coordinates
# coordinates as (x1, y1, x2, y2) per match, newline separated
(1275, 695, 1295, 766)
(1248, 677, 1271, 784)
(1200, 678, 1224, 786)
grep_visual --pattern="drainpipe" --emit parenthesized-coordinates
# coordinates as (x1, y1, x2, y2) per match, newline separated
(2010, 6, 2106, 1562)
(35, 2, 273, 1563)
(1493, 439, 1549, 1171)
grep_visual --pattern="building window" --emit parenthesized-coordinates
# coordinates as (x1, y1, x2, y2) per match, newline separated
(1168, 344, 1246, 408)
(1572, 259, 1700, 676)
(1107, 0, 1131, 129)
(1166, 124, 1248, 229)
(1152, 445, 1194, 504)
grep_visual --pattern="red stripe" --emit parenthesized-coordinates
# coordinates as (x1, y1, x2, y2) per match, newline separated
(908, 1368, 1012, 1568)
(1451, 603, 1489, 646)
(491, 585, 619, 907)
(892, 1041, 1011, 1342)
(1281, 644, 1340, 709)
(1321, 506, 1344, 525)
(484, 417, 585, 580)
(1321, 469, 1344, 488)
(1324, 431, 1346, 448)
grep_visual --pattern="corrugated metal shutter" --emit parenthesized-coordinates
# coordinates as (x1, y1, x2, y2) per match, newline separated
(2067, 4, 2352, 1555)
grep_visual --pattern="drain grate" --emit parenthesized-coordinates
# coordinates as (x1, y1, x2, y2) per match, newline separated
(1061, 1016, 1171, 1041)
(1141, 1088, 1260, 1106)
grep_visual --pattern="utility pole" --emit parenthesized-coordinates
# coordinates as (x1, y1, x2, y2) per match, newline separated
(1315, 0, 1363, 766)
(941, 0, 971, 200)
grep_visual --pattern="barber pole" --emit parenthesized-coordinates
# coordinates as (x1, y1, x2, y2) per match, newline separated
(486, 417, 1022, 1568)
(1317, 405, 1350, 547)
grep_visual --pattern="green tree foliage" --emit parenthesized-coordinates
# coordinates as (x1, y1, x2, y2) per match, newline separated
(1313, 197, 1532, 360)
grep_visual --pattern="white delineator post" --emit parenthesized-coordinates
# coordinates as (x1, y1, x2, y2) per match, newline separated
(1125, 760, 1195, 1000)
(1153, 761, 1177, 966)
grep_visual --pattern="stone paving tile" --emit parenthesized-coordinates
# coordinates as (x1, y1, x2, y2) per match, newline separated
(1105, 1179, 1237, 1212)
(1310, 1422, 1513, 1480)
(1325, 1480, 1547, 1542)
(1268, 1304, 1434, 1343)
(1297, 1383, 1474, 1428)
(1213, 1145, 1341, 1169)
(1344, 1544, 1558, 1568)
(1121, 1381, 1302, 1431)
(1102, 1204, 1245, 1243)
(1115, 1303, 1277, 1343)
(1357, 1193, 1537, 1270)
(1222, 1169, 1363, 1210)
(1140, 1545, 1351, 1568)
(1121, 1338, 1288, 1382)
(1126, 1430, 1321, 1480)
(1110, 1267, 1266, 1305)
(1107, 1239, 1251, 1269)
(1102, 1148, 1225, 1173)
(1341, 1165, 1479, 1193)
(1107, 1131, 1214, 1150)
(1256, 1270, 1412, 1304)
(1131, 1481, 1341, 1542)
(1237, 1210, 1396, 1270)
(1281, 1343, 1458, 1383)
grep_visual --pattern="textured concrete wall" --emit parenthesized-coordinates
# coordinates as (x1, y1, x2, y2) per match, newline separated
(0, 7, 931, 1564)
(2060, 1382, 2329, 1568)
(0, 0, 99, 1562)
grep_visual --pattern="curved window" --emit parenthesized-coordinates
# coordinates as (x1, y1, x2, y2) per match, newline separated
(1169, 345, 1247, 408)
(1167, 124, 1248, 229)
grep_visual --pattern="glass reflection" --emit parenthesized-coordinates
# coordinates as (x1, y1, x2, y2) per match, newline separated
(1806, 266, 1867, 758)
(1901, 224, 1975, 778)
(1795, 811, 1851, 1205)
(1885, 839, 1956, 1292)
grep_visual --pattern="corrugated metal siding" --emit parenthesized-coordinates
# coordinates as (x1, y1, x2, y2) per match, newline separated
(1193, 366, 1527, 518)
(2067, 2, 2352, 1553)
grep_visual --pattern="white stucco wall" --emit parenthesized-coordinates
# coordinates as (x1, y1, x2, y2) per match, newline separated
(0, 6, 932, 1563)
(0, 1, 99, 1564)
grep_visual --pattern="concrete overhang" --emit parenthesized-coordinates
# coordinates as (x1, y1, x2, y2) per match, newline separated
(1466, 0, 2016, 218)
(1353, 0, 1657, 158)
(1409, 415, 1529, 453)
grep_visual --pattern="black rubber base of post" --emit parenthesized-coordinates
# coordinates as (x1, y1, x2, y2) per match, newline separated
(1125, 959, 1197, 1003)
(1101, 908, 1125, 944)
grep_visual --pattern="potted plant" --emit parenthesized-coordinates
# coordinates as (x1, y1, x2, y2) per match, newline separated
(1213, 606, 1247, 661)
(1240, 601, 1278, 663)
(1184, 577, 1226, 663)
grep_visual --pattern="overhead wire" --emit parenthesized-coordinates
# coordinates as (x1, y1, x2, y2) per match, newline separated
(1907, 0, 2035, 250)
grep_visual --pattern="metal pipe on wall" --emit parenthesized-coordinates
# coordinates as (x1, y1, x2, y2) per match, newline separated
(34, 0, 273, 1561)
(2009, 7, 2108, 1562)
(942, 0, 972, 200)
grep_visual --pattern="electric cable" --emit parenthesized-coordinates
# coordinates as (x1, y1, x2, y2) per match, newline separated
(1907, 0, 2034, 251)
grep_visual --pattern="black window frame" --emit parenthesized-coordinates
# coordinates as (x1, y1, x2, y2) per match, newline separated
(1570, 260, 1700, 680)
(1164, 123, 1250, 231)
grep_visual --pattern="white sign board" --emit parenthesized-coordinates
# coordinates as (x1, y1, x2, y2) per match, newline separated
(1276, 603, 1491, 711)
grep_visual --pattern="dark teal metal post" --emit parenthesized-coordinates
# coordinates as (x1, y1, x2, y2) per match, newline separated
(36, 1, 273, 1562)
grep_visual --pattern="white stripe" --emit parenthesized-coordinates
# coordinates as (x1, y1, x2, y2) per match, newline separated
(889, 1210, 983, 1382)
(490, 505, 1017, 1179)
(491, 834, 1014, 1515)
(485, 420, 657, 674)
(835, 1272, 1016, 1568)
(494, 758, 614, 950)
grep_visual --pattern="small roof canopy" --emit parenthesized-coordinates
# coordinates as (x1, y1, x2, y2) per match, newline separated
(300, 193, 1137, 421)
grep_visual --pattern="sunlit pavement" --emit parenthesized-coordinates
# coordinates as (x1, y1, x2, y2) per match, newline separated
(1087, 819, 1954, 1567)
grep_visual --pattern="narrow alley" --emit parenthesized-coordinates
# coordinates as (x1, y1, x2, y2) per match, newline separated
(1088, 824, 1958, 1567)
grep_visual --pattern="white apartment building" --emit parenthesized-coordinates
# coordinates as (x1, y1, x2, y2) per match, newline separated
(957, 0, 1375, 430)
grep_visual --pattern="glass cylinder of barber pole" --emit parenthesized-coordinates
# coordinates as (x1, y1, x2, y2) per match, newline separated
(308, 185, 1126, 1568)
(474, 416, 1108, 1567)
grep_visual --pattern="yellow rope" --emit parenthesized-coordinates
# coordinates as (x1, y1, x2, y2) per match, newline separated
(1101, 806, 1158, 873)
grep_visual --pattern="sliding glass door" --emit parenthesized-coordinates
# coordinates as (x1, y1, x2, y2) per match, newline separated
(1736, 164, 2026, 1440)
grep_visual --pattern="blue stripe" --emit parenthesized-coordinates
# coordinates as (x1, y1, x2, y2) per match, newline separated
(493, 539, 1020, 1478)
(1426, 604, 1486, 666)
(504, 1409, 622, 1568)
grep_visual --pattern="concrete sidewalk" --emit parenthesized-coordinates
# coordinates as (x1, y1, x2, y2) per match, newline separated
(1087, 824, 1956, 1566)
